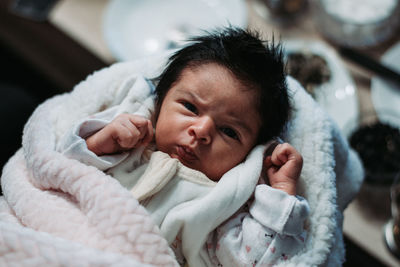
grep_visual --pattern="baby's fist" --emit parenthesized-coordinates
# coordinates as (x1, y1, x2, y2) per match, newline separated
(86, 114, 153, 155)
(264, 143, 303, 195)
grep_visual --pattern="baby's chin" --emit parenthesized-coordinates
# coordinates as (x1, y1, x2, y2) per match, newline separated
(168, 153, 223, 182)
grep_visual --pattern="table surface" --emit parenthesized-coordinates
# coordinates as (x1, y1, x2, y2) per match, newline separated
(49, 0, 400, 266)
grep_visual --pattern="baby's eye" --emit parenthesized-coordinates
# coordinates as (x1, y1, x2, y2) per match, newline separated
(183, 102, 197, 114)
(220, 127, 239, 140)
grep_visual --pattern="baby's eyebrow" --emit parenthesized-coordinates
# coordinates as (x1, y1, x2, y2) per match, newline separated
(175, 89, 195, 99)
(175, 89, 206, 104)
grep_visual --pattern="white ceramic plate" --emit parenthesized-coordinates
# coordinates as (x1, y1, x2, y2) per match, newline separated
(103, 0, 247, 61)
(283, 39, 358, 131)
(371, 42, 400, 128)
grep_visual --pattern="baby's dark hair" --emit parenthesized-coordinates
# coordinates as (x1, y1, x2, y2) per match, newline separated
(154, 27, 290, 144)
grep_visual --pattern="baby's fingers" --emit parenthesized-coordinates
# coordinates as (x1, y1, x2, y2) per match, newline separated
(127, 115, 150, 138)
(134, 119, 154, 147)
(114, 124, 141, 149)
(264, 155, 279, 179)
(114, 114, 153, 148)
(266, 162, 279, 177)
(270, 144, 289, 166)
(140, 120, 154, 146)
(264, 155, 273, 169)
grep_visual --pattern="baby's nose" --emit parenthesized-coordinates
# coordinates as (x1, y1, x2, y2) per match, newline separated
(189, 116, 214, 144)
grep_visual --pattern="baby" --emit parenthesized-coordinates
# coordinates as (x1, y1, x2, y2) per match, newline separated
(62, 28, 309, 266)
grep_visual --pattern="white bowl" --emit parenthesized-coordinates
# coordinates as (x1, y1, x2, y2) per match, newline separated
(284, 39, 358, 132)
(103, 0, 248, 61)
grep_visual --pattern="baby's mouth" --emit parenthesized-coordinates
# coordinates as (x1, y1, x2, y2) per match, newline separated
(176, 145, 198, 162)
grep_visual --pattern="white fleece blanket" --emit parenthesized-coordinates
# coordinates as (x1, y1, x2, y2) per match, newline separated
(0, 55, 364, 267)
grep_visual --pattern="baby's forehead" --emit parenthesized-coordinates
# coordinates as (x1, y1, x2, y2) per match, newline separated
(182, 62, 260, 92)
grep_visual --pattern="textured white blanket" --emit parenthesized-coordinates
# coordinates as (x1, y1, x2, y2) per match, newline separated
(0, 55, 364, 266)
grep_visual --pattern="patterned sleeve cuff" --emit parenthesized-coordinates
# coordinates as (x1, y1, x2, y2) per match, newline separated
(249, 184, 309, 235)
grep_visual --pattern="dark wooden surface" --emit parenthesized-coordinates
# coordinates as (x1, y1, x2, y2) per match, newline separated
(0, 0, 108, 187)
(0, 0, 108, 92)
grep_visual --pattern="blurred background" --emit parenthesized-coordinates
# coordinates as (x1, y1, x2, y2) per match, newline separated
(1, 0, 400, 266)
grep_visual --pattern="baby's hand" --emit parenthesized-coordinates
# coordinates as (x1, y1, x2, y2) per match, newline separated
(264, 143, 303, 195)
(86, 114, 153, 156)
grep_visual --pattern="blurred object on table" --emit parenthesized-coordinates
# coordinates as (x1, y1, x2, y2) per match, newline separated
(250, 0, 309, 26)
(286, 51, 331, 97)
(261, 0, 308, 22)
(345, 109, 400, 185)
(384, 173, 400, 259)
(10, 0, 59, 21)
(311, 0, 400, 47)
(283, 40, 358, 131)
(339, 45, 400, 87)
(371, 42, 400, 125)
(102, 0, 247, 61)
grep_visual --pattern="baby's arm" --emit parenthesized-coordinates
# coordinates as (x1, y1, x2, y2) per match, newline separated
(86, 114, 153, 155)
(205, 143, 307, 266)
(207, 185, 309, 266)
(264, 143, 303, 195)
(59, 109, 153, 170)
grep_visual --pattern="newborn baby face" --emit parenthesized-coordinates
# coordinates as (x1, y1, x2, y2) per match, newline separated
(155, 63, 261, 180)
